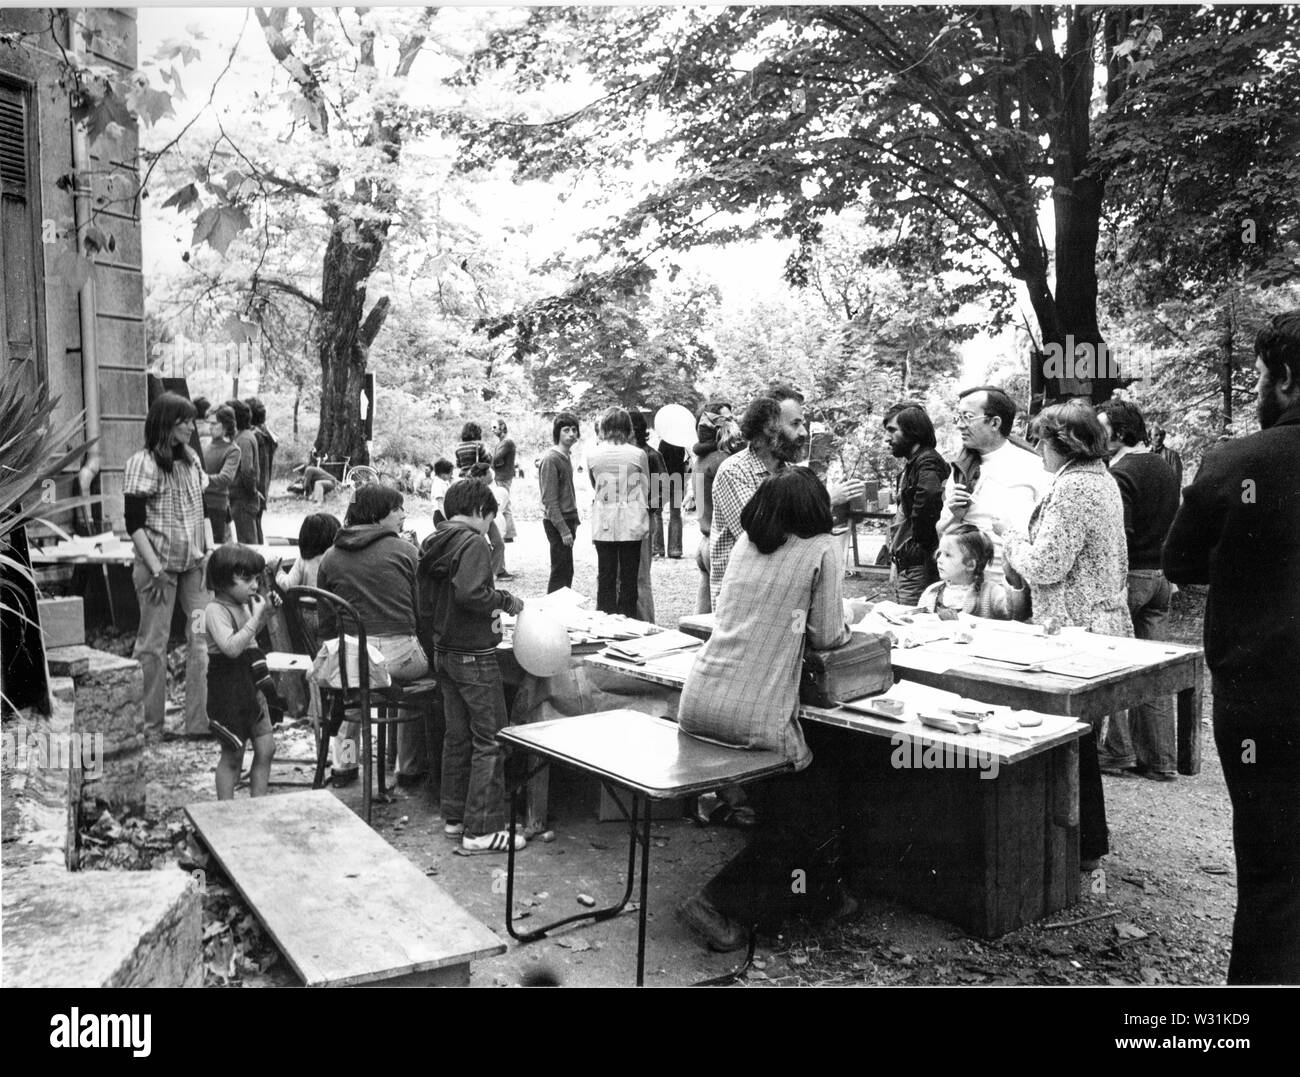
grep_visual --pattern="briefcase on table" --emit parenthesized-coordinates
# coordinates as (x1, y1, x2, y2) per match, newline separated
(799, 632, 893, 709)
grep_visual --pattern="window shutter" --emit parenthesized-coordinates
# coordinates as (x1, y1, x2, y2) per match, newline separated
(1, 82, 37, 364)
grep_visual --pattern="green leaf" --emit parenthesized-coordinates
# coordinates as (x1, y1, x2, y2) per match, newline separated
(192, 205, 251, 256)
(161, 183, 199, 211)
(126, 84, 175, 127)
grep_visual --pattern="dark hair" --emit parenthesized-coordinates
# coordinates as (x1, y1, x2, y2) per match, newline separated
(297, 512, 342, 560)
(210, 404, 236, 440)
(740, 397, 783, 443)
(958, 385, 1017, 437)
(226, 398, 252, 431)
(740, 467, 833, 554)
(552, 411, 580, 444)
(205, 542, 266, 593)
(345, 484, 404, 526)
(433, 458, 454, 478)
(493, 419, 508, 435)
(143, 392, 197, 471)
(1031, 400, 1109, 462)
(1096, 399, 1148, 447)
(942, 524, 995, 590)
(469, 461, 493, 481)
(245, 397, 266, 425)
(599, 406, 633, 444)
(1255, 311, 1300, 387)
(765, 382, 805, 405)
(628, 409, 650, 447)
(192, 396, 210, 420)
(443, 478, 498, 519)
(460, 422, 482, 442)
(882, 401, 937, 450)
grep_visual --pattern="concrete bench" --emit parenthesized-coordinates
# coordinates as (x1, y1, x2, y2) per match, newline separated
(186, 790, 504, 986)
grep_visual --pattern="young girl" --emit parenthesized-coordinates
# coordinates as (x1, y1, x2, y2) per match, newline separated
(918, 524, 1019, 620)
(276, 513, 342, 593)
(205, 544, 280, 799)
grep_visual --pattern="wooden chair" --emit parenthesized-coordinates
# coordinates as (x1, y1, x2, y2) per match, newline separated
(280, 585, 438, 824)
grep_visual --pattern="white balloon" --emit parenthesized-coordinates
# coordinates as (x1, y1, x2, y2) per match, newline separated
(653, 404, 698, 448)
(512, 608, 572, 677)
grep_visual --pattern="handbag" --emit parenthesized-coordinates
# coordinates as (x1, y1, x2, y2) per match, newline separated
(309, 636, 392, 690)
(799, 632, 893, 708)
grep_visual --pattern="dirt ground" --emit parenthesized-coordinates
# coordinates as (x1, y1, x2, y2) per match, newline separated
(82, 483, 1235, 987)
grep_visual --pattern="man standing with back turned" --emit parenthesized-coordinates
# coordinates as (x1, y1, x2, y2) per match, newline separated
(1164, 311, 1300, 984)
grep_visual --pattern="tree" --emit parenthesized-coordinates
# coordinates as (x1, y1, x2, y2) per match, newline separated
(454, 4, 1300, 408)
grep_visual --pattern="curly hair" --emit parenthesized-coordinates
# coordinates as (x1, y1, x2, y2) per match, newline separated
(1030, 400, 1108, 462)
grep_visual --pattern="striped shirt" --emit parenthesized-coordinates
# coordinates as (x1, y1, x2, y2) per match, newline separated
(123, 447, 208, 571)
(708, 448, 784, 604)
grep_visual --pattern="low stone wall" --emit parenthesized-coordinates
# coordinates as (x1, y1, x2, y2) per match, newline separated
(1, 866, 203, 988)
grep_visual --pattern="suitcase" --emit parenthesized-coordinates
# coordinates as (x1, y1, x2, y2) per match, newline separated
(799, 632, 893, 708)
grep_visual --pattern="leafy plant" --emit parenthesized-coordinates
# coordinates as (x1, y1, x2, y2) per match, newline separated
(0, 365, 98, 712)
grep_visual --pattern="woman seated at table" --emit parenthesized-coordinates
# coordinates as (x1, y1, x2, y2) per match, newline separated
(1001, 399, 1132, 870)
(674, 467, 858, 952)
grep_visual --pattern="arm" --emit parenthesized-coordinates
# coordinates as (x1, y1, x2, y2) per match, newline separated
(450, 539, 520, 614)
(895, 457, 948, 565)
(205, 600, 269, 659)
(234, 437, 258, 498)
(208, 444, 241, 496)
(538, 454, 571, 538)
(1111, 466, 1137, 548)
(806, 540, 852, 650)
(710, 465, 746, 548)
(1003, 485, 1089, 586)
(1163, 478, 1218, 586)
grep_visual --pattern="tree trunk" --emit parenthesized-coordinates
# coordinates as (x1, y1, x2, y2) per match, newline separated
(312, 220, 391, 466)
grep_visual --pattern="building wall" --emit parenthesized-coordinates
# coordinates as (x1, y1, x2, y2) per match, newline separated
(0, 8, 144, 530)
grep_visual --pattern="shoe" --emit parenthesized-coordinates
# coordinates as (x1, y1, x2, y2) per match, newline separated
(395, 771, 425, 788)
(1137, 767, 1176, 783)
(496, 571, 515, 580)
(331, 767, 358, 787)
(1098, 759, 1139, 777)
(503, 537, 514, 543)
(443, 820, 464, 837)
(675, 893, 749, 953)
(461, 829, 526, 854)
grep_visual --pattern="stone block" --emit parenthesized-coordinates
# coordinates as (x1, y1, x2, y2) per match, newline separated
(2, 865, 202, 988)
(68, 649, 145, 756)
(38, 597, 85, 649)
(80, 750, 146, 822)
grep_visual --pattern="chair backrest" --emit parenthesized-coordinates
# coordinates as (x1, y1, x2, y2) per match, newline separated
(283, 586, 371, 702)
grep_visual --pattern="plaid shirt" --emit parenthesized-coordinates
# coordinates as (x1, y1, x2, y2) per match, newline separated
(708, 448, 784, 604)
(679, 532, 851, 766)
(124, 447, 208, 571)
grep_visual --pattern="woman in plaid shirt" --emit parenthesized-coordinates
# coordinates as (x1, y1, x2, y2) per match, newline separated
(676, 467, 858, 952)
(124, 393, 210, 736)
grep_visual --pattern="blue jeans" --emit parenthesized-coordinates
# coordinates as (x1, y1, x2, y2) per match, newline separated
(132, 561, 209, 734)
(1102, 570, 1176, 773)
(438, 651, 511, 837)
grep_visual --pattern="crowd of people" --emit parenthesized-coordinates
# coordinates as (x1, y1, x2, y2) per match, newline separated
(120, 310, 1300, 984)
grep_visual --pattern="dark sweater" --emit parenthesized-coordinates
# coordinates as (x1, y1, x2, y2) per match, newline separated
(1109, 451, 1179, 570)
(419, 520, 519, 654)
(538, 446, 578, 535)
(889, 446, 950, 569)
(317, 524, 421, 640)
(1164, 400, 1300, 698)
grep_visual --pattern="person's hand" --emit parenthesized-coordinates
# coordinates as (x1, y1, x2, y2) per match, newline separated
(561, 532, 574, 548)
(507, 594, 525, 616)
(945, 483, 972, 518)
(827, 478, 866, 508)
(248, 593, 269, 625)
(142, 571, 168, 605)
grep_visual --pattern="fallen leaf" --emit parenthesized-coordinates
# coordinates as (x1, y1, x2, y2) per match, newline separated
(1114, 922, 1148, 942)
(576, 893, 597, 908)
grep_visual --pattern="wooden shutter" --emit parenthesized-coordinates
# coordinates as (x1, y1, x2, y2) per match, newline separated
(1, 83, 39, 365)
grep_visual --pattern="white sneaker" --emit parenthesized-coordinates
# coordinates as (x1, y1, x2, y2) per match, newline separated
(461, 830, 527, 855)
(443, 821, 464, 837)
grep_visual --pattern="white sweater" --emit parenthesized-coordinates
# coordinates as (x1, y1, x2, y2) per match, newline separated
(942, 441, 1049, 582)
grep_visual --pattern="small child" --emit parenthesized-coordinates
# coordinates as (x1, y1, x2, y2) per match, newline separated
(205, 544, 283, 800)
(276, 512, 342, 593)
(430, 458, 454, 524)
(918, 524, 1017, 620)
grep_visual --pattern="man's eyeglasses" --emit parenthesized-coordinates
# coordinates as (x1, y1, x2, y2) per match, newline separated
(954, 411, 990, 428)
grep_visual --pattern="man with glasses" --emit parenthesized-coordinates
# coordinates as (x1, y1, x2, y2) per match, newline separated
(937, 386, 1047, 585)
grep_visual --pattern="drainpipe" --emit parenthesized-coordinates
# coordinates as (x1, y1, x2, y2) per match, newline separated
(71, 18, 101, 534)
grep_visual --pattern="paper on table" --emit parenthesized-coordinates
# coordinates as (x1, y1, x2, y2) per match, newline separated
(887, 645, 959, 675)
(529, 586, 590, 612)
(635, 649, 698, 682)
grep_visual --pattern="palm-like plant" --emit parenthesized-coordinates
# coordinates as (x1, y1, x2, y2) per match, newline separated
(1, 364, 99, 711)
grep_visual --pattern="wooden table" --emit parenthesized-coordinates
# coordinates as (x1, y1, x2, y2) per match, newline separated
(187, 790, 504, 986)
(498, 710, 793, 984)
(585, 652, 1089, 937)
(680, 612, 1204, 776)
